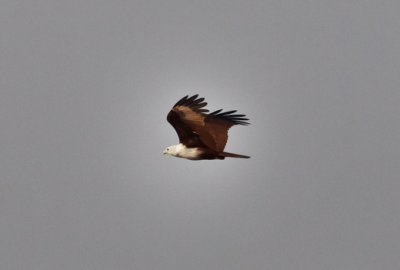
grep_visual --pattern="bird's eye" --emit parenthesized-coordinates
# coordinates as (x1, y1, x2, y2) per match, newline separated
(167, 148, 169, 151)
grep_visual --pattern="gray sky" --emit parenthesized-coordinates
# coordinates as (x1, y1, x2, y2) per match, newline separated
(1, 1, 400, 269)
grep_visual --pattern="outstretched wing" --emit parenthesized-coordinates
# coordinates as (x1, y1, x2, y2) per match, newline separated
(202, 108, 249, 152)
(167, 94, 249, 152)
(166, 95, 209, 147)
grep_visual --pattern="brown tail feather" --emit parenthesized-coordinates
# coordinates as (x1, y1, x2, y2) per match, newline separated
(219, 152, 250, 159)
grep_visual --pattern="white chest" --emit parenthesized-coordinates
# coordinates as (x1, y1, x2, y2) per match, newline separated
(175, 144, 201, 160)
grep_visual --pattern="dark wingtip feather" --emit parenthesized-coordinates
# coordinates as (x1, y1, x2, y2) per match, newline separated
(209, 109, 222, 115)
(186, 94, 199, 103)
(209, 109, 250, 126)
(174, 95, 189, 106)
(173, 94, 209, 114)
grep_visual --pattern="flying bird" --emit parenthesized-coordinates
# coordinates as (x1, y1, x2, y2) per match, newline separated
(163, 94, 250, 160)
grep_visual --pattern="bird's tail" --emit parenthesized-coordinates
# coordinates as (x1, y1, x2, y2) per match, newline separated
(219, 152, 250, 159)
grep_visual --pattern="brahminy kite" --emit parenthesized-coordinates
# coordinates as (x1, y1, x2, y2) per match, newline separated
(163, 94, 250, 160)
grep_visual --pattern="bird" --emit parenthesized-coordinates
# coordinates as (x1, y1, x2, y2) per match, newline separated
(163, 94, 250, 160)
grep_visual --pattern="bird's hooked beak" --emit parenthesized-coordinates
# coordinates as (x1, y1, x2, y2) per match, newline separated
(163, 150, 167, 155)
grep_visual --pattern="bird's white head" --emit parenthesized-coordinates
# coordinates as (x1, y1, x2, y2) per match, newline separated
(163, 144, 180, 157)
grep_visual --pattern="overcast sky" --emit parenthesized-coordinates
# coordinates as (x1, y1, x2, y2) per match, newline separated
(1, 1, 400, 269)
